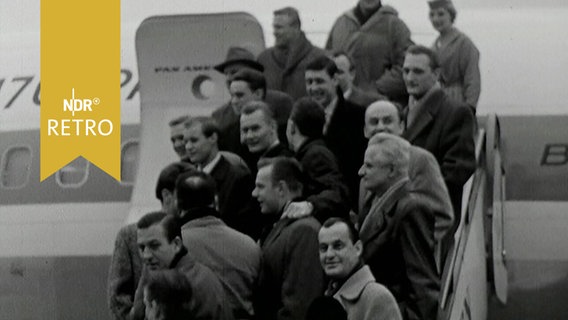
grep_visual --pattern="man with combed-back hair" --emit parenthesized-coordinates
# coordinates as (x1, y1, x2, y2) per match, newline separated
(402, 44, 475, 253)
(358, 133, 439, 320)
(258, 7, 327, 100)
(318, 217, 402, 320)
(108, 162, 192, 320)
(305, 56, 366, 211)
(129, 212, 230, 320)
(253, 157, 325, 320)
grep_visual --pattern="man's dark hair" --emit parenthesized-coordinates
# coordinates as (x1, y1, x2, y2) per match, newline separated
(176, 170, 217, 211)
(184, 116, 220, 139)
(306, 55, 338, 77)
(155, 162, 194, 202)
(168, 115, 190, 128)
(144, 270, 193, 320)
(258, 157, 304, 195)
(241, 100, 276, 124)
(406, 45, 440, 70)
(230, 69, 267, 99)
(137, 211, 182, 242)
(321, 217, 360, 243)
(290, 97, 325, 139)
(274, 7, 301, 29)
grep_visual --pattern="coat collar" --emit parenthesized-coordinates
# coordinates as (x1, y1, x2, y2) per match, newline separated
(181, 213, 224, 230)
(169, 246, 189, 269)
(333, 265, 376, 301)
(344, 5, 397, 30)
(281, 32, 315, 75)
(434, 27, 461, 50)
(261, 217, 296, 248)
(296, 138, 326, 159)
(326, 89, 350, 134)
(402, 88, 444, 142)
(359, 179, 409, 244)
(209, 154, 229, 177)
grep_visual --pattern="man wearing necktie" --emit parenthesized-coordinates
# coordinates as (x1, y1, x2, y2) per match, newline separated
(401, 45, 476, 247)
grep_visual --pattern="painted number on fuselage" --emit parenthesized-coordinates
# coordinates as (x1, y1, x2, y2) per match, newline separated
(0, 76, 34, 109)
(0, 69, 139, 109)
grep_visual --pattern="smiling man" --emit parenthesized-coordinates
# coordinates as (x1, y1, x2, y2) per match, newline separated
(212, 48, 293, 160)
(318, 217, 401, 320)
(183, 116, 260, 239)
(305, 56, 366, 210)
(240, 101, 293, 173)
(168, 115, 190, 161)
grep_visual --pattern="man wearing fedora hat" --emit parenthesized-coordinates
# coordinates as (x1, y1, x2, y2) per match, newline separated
(213, 47, 266, 85)
(212, 46, 293, 170)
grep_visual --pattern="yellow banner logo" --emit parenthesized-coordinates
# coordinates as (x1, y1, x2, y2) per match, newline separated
(40, 0, 120, 181)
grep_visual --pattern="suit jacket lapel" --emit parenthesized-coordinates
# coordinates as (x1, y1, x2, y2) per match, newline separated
(403, 89, 443, 142)
(209, 155, 228, 182)
(261, 218, 292, 248)
(404, 109, 433, 142)
(327, 92, 347, 137)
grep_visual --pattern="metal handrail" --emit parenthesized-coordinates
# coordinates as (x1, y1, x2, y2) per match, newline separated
(438, 128, 486, 313)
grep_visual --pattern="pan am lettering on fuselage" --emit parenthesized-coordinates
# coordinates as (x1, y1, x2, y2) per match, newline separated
(1, 1, 567, 320)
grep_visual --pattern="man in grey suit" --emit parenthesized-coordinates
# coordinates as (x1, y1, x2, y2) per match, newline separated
(358, 133, 439, 320)
(361, 100, 454, 266)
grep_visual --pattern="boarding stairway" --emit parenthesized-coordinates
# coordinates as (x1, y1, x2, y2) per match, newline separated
(439, 113, 568, 320)
(128, 13, 568, 320)
(436, 114, 505, 320)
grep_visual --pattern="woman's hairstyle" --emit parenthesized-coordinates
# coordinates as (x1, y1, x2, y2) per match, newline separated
(428, 0, 457, 22)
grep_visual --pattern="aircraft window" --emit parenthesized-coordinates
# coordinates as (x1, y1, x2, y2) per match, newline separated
(1, 146, 32, 189)
(56, 157, 89, 187)
(121, 140, 139, 184)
